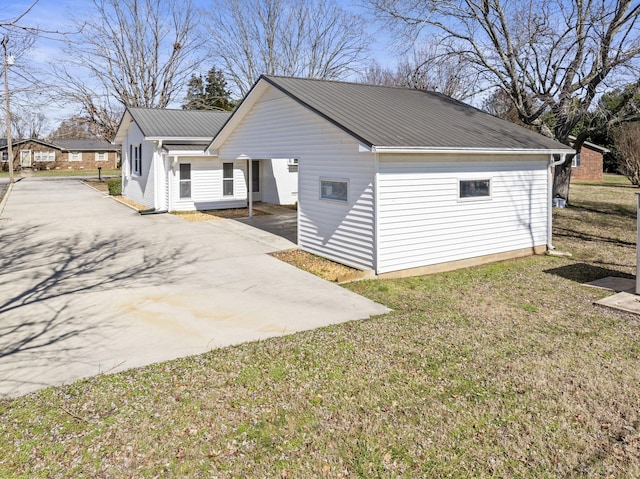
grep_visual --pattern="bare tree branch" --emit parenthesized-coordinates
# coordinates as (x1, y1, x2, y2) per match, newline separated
(207, 0, 371, 96)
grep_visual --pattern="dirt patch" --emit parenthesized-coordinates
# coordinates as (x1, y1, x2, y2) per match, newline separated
(172, 208, 270, 222)
(271, 249, 362, 282)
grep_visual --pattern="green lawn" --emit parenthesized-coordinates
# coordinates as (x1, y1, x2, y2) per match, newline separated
(0, 169, 120, 178)
(1, 175, 639, 478)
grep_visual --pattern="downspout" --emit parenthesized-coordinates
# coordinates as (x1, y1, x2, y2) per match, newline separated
(547, 153, 566, 250)
(248, 159, 253, 218)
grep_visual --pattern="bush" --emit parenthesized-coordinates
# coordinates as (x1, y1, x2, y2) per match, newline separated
(107, 177, 122, 196)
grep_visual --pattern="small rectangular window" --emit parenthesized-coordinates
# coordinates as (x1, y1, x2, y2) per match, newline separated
(96, 151, 107, 161)
(1, 151, 7, 161)
(34, 151, 55, 162)
(129, 144, 133, 172)
(459, 179, 491, 199)
(223, 162, 233, 196)
(70, 151, 81, 161)
(320, 179, 348, 202)
(179, 163, 191, 198)
(571, 153, 580, 167)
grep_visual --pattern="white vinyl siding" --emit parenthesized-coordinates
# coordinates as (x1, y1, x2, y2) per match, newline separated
(121, 123, 155, 209)
(170, 157, 246, 211)
(376, 155, 549, 274)
(218, 87, 375, 270)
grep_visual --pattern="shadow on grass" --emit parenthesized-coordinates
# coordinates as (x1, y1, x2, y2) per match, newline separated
(569, 202, 636, 219)
(544, 262, 634, 284)
(554, 226, 636, 247)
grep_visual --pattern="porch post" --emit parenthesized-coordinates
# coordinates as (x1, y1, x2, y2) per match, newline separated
(248, 159, 253, 218)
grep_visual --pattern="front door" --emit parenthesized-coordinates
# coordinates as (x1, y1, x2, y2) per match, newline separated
(20, 150, 32, 168)
(251, 160, 261, 202)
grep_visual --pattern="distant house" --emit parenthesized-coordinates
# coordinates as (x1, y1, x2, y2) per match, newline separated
(0, 138, 120, 171)
(569, 139, 609, 182)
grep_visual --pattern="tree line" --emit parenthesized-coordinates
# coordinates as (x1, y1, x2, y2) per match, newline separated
(1, 0, 639, 198)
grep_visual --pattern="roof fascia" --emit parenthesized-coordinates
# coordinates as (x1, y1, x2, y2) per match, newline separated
(147, 136, 212, 142)
(113, 109, 133, 144)
(371, 146, 576, 155)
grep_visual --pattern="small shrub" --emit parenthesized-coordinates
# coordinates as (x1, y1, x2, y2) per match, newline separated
(107, 177, 122, 196)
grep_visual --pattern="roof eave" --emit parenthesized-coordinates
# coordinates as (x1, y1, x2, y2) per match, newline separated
(371, 146, 575, 155)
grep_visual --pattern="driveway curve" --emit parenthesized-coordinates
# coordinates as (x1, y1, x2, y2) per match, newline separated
(0, 178, 388, 398)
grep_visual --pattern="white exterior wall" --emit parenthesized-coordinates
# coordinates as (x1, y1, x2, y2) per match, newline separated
(261, 158, 298, 205)
(218, 87, 376, 270)
(168, 157, 247, 211)
(376, 154, 549, 274)
(121, 123, 156, 209)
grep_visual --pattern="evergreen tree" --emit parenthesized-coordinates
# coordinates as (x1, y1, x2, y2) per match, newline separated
(182, 68, 235, 111)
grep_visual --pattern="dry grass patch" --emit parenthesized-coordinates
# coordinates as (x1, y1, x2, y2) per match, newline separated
(172, 208, 270, 222)
(271, 249, 360, 282)
(1, 174, 639, 478)
(82, 179, 110, 193)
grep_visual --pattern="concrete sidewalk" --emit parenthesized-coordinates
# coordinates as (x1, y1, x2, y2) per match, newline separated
(0, 179, 389, 398)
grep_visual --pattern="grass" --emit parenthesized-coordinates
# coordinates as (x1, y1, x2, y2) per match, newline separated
(1, 175, 640, 478)
(0, 168, 120, 178)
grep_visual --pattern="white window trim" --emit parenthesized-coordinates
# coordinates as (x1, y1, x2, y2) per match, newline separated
(320, 178, 349, 203)
(222, 162, 234, 197)
(571, 153, 580, 168)
(34, 150, 56, 162)
(69, 151, 82, 162)
(1, 151, 8, 162)
(179, 163, 191, 199)
(458, 178, 493, 202)
(95, 151, 107, 162)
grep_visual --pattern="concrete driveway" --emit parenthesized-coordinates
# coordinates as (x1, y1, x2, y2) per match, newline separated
(0, 179, 389, 398)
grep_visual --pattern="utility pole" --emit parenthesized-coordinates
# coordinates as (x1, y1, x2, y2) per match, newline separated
(2, 36, 14, 184)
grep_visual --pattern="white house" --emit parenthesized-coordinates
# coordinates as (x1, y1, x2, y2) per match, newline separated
(113, 108, 300, 212)
(207, 76, 574, 276)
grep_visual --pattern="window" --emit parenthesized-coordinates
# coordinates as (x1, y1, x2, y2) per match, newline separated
(95, 151, 107, 162)
(459, 179, 491, 199)
(70, 151, 82, 162)
(179, 163, 191, 198)
(320, 178, 348, 202)
(223, 162, 234, 196)
(34, 151, 55, 162)
(131, 144, 142, 175)
(571, 153, 581, 167)
(1, 151, 8, 162)
(129, 144, 133, 172)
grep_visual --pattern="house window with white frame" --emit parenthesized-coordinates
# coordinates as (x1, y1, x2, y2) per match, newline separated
(320, 178, 348, 202)
(459, 179, 491, 199)
(179, 163, 191, 198)
(34, 150, 55, 162)
(69, 151, 82, 162)
(1, 151, 8, 162)
(223, 162, 234, 196)
(571, 153, 581, 167)
(95, 151, 107, 162)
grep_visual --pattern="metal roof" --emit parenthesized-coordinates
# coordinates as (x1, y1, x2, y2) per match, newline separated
(262, 76, 573, 151)
(128, 108, 232, 139)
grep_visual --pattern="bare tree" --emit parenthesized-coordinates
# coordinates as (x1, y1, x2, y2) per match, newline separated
(10, 108, 47, 139)
(370, 0, 640, 201)
(56, 0, 205, 140)
(612, 122, 640, 186)
(207, 0, 371, 96)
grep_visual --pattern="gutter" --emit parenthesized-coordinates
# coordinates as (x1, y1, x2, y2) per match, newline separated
(371, 146, 574, 155)
(547, 153, 567, 250)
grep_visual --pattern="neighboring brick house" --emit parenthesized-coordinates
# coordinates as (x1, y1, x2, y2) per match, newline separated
(0, 138, 120, 171)
(569, 140, 609, 182)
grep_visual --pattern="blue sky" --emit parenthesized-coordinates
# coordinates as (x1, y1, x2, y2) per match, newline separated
(0, 0, 398, 130)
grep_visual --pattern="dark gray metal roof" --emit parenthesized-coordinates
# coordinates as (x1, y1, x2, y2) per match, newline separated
(53, 139, 119, 151)
(128, 108, 232, 138)
(262, 76, 573, 151)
